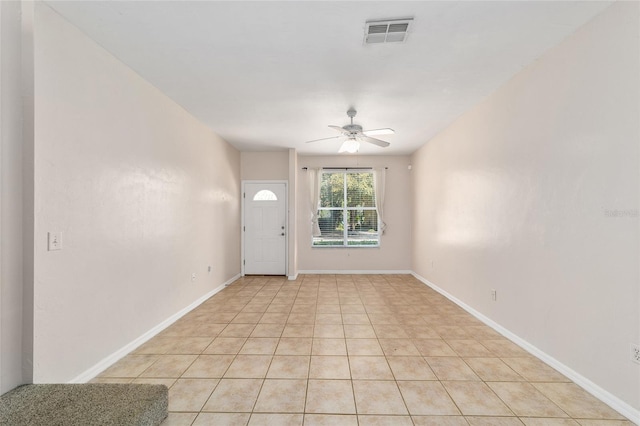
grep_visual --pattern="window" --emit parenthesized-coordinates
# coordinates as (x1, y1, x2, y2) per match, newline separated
(253, 190, 277, 201)
(313, 170, 379, 247)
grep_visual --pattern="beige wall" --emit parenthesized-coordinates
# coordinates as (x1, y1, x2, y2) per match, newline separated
(32, 4, 241, 382)
(411, 1, 639, 414)
(241, 151, 289, 181)
(0, 0, 27, 393)
(297, 155, 412, 272)
(288, 149, 298, 278)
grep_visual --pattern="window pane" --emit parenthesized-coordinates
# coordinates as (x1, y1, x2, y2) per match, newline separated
(320, 173, 344, 208)
(313, 210, 344, 246)
(346, 172, 375, 207)
(347, 210, 379, 246)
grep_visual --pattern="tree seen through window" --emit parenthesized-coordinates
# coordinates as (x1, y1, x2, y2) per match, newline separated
(313, 171, 379, 246)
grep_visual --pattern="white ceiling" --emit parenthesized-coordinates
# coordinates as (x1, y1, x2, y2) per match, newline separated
(45, 1, 612, 155)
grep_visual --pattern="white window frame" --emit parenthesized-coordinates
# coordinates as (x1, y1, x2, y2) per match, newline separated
(313, 169, 380, 248)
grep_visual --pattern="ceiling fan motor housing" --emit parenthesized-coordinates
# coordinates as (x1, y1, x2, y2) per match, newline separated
(343, 124, 363, 134)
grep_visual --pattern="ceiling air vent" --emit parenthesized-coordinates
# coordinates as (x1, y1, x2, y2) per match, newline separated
(364, 18, 413, 44)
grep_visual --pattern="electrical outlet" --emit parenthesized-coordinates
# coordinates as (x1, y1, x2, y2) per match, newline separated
(631, 344, 640, 364)
(491, 289, 497, 301)
(191, 272, 196, 282)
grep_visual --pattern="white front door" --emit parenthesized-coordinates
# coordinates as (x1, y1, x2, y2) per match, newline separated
(243, 182, 287, 275)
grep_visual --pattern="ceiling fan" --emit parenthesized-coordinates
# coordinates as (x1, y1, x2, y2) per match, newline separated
(306, 108, 394, 153)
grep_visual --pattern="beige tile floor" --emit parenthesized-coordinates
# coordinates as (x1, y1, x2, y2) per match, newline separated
(93, 274, 634, 426)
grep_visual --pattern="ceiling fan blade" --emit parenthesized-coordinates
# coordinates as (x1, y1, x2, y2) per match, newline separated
(363, 128, 395, 136)
(360, 135, 390, 148)
(328, 125, 349, 135)
(305, 135, 342, 143)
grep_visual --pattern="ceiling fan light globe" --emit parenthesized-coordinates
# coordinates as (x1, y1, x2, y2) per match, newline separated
(339, 139, 360, 153)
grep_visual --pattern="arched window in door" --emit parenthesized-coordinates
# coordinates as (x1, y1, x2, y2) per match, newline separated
(253, 190, 278, 201)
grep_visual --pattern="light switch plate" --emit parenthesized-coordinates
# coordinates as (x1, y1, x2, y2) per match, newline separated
(48, 232, 62, 251)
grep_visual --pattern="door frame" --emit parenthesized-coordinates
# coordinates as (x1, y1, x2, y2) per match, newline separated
(241, 180, 288, 276)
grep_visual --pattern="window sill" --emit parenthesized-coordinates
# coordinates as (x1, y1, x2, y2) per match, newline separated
(311, 245, 380, 249)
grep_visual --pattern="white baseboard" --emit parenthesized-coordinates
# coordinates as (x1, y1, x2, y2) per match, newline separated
(297, 269, 412, 275)
(411, 272, 640, 425)
(288, 273, 299, 281)
(69, 273, 241, 384)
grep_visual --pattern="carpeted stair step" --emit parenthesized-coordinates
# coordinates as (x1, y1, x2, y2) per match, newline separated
(0, 383, 168, 426)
